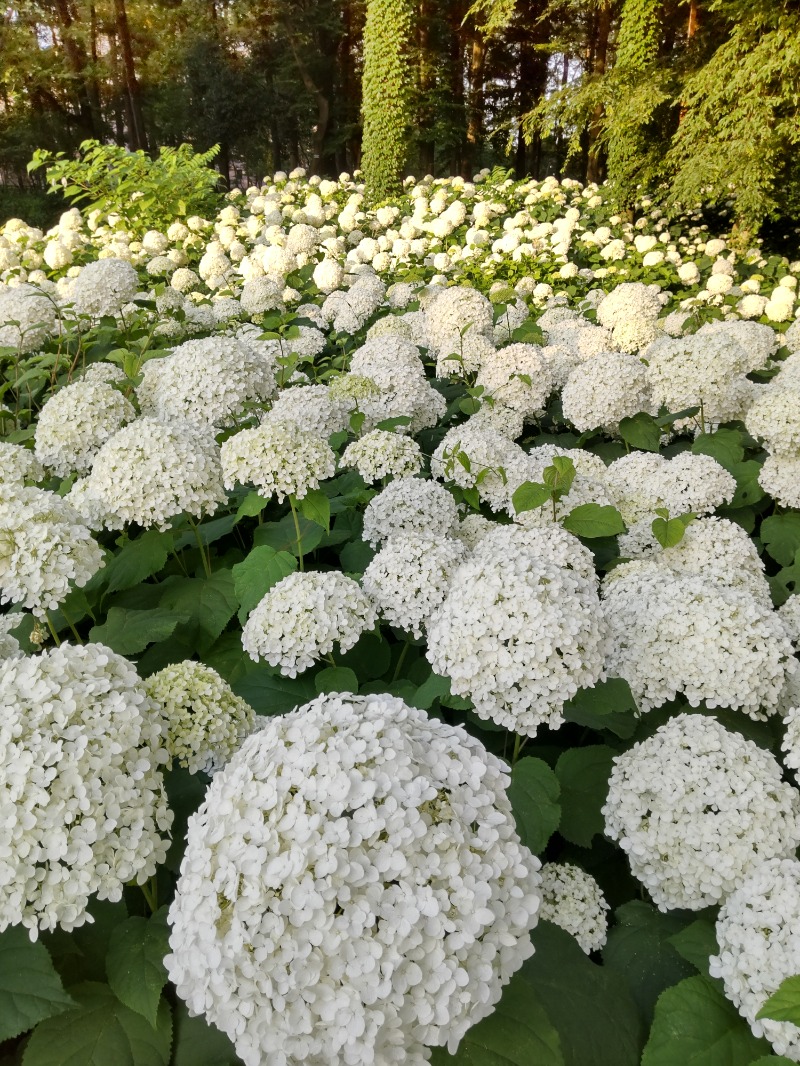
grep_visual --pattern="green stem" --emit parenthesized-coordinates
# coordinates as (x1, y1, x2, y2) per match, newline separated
(511, 733, 525, 767)
(189, 518, 212, 578)
(44, 612, 61, 647)
(325, 653, 337, 668)
(392, 639, 410, 683)
(61, 608, 82, 644)
(140, 876, 158, 914)
(289, 496, 305, 571)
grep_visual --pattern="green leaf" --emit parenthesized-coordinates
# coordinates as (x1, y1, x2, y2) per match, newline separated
(430, 966, 564, 1065)
(89, 607, 189, 655)
(159, 571, 239, 653)
(562, 677, 639, 739)
(171, 1000, 242, 1066)
(410, 670, 452, 710)
(22, 983, 172, 1066)
(728, 460, 765, 509)
(231, 663, 316, 715)
(543, 456, 576, 495)
(761, 515, 800, 567)
(511, 319, 546, 345)
(757, 976, 800, 1026)
(232, 547, 297, 623)
(691, 429, 745, 469)
(642, 975, 773, 1066)
(102, 531, 172, 595)
(651, 514, 693, 549)
(173, 515, 238, 550)
(508, 757, 561, 855)
(769, 548, 800, 607)
(523, 923, 644, 1066)
(747, 1058, 797, 1065)
(562, 504, 626, 539)
(512, 481, 551, 515)
(0, 927, 74, 1042)
(619, 413, 661, 452)
(235, 491, 270, 518)
(555, 745, 616, 848)
(656, 405, 700, 427)
(667, 918, 718, 978)
(298, 489, 330, 533)
(375, 416, 413, 431)
(105, 913, 169, 1028)
(254, 514, 324, 557)
(314, 666, 359, 694)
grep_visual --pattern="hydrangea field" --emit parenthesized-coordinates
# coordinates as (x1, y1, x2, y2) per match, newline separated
(4, 166, 800, 1065)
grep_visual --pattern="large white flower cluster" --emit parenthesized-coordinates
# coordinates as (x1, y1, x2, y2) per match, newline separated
(475, 343, 553, 418)
(0, 485, 104, 616)
(427, 525, 607, 735)
(432, 421, 528, 511)
(424, 285, 494, 376)
(710, 858, 800, 1060)
(362, 478, 459, 548)
(79, 417, 226, 529)
(538, 863, 609, 954)
(221, 417, 335, 501)
(595, 282, 663, 352)
(34, 378, 135, 476)
(605, 451, 736, 524)
(603, 714, 800, 911)
(241, 571, 377, 676)
(166, 692, 541, 1066)
(0, 642, 172, 935)
(137, 335, 276, 428)
(0, 442, 44, 486)
(0, 283, 58, 352)
(0, 614, 22, 660)
(341, 429, 423, 482)
(145, 660, 255, 775)
(561, 352, 651, 433)
(266, 383, 349, 438)
(68, 257, 139, 317)
(348, 336, 446, 434)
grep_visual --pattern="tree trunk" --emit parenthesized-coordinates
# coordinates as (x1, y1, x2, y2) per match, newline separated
(52, 0, 99, 137)
(465, 29, 486, 174)
(416, 0, 436, 175)
(586, 0, 612, 183)
(113, 0, 147, 150)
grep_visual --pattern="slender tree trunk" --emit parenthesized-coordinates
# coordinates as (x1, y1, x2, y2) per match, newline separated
(52, 0, 99, 136)
(586, 0, 612, 183)
(113, 0, 147, 149)
(465, 29, 486, 174)
(286, 34, 331, 176)
(416, 0, 436, 175)
(448, 5, 466, 176)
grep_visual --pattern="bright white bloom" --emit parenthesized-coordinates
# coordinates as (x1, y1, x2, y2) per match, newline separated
(596, 283, 662, 352)
(145, 661, 255, 775)
(239, 277, 283, 315)
(266, 384, 349, 438)
(82, 418, 226, 530)
(538, 863, 609, 953)
(605, 451, 736, 524)
(432, 422, 528, 512)
(0, 485, 104, 616)
(561, 352, 651, 433)
(221, 417, 335, 501)
(604, 715, 800, 911)
(0, 642, 172, 935)
(0, 284, 58, 352)
(166, 692, 541, 1066)
(0, 614, 22, 660)
(34, 379, 135, 476)
(0, 443, 43, 486)
(348, 336, 446, 434)
(780, 596, 800, 650)
(242, 571, 376, 676)
(69, 258, 139, 317)
(313, 258, 345, 294)
(427, 525, 607, 735)
(362, 479, 458, 548)
(425, 287, 494, 370)
(746, 386, 800, 455)
(475, 344, 553, 417)
(711, 858, 800, 1061)
(759, 453, 800, 508)
(341, 430, 423, 482)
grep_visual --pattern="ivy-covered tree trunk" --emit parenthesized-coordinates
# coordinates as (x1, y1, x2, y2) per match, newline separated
(361, 0, 414, 200)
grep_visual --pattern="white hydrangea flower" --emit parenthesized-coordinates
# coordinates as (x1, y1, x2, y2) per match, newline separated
(0, 443, 44, 486)
(321, 272, 385, 332)
(604, 715, 800, 912)
(596, 283, 663, 352)
(779, 596, 800, 650)
(605, 451, 736, 524)
(475, 343, 553, 418)
(455, 513, 494, 551)
(0, 614, 22, 660)
(0, 485, 104, 616)
(362, 535, 467, 639)
(711, 857, 800, 1060)
(240, 276, 284, 315)
(145, 661, 255, 775)
(82, 417, 226, 530)
(221, 417, 335, 501)
(242, 571, 376, 676)
(602, 561, 794, 716)
(561, 352, 652, 433)
(69, 258, 139, 317)
(0, 283, 58, 352)
(362, 478, 459, 548)
(746, 385, 800, 455)
(425, 286, 494, 369)
(759, 453, 800, 508)
(313, 257, 344, 294)
(427, 525, 607, 735)
(345, 336, 446, 435)
(266, 384, 349, 438)
(341, 429, 423, 482)
(538, 863, 609, 953)
(0, 642, 172, 935)
(34, 379, 135, 476)
(166, 692, 541, 1066)
(432, 422, 529, 512)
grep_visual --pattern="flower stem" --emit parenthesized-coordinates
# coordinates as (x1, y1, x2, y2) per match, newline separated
(511, 733, 526, 766)
(189, 518, 212, 578)
(44, 612, 61, 647)
(289, 495, 305, 571)
(392, 639, 410, 683)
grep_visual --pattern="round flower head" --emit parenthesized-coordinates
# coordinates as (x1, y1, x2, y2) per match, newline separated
(166, 692, 541, 1066)
(711, 858, 800, 1060)
(221, 417, 335, 501)
(362, 478, 459, 548)
(145, 661, 255, 775)
(425, 286, 494, 372)
(538, 863, 609, 954)
(603, 715, 800, 911)
(266, 384, 350, 439)
(0, 614, 22, 661)
(82, 417, 226, 530)
(348, 336, 446, 435)
(0, 485, 104, 616)
(0, 443, 43, 486)
(35, 379, 135, 476)
(137, 335, 276, 429)
(561, 352, 652, 434)
(341, 430, 423, 482)
(475, 344, 554, 419)
(427, 525, 607, 736)
(746, 385, 800, 455)
(242, 571, 377, 676)
(432, 422, 529, 512)
(0, 642, 172, 935)
(605, 451, 736, 525)
(69, 258, 139, 317)
(0, 284, 58, 352)
(759, 453, 800, 509)
(595, 282, 662, 352)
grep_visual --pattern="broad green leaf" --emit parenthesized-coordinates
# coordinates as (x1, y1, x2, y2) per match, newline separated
(555, 745, 616, 847)
(232, 546, 297, 623)
(757, 976, 800, 1026)
(656, 405, 700, 427)
(298, 489, 330, 532)
(102, 531, 172, 595)
(543, 456, 576, 494)
(231, 662, 316, 715)
(642, 975, 773, 1066)
(314, 666, 359, 694)
(171, 1000, 242, 1066)
(512, 481, 550, 514)
(562, 677, 639, 739)
(524, 923, 644, 1066)
(430, 966, 564, 1065)
(651, 514, 692, 549)
(769, 549, 800, 606)
(508, 757, 561, 855)
(0, 927, 74, 1042)
(254, 514, 324, 557)
(173, 514, 238, 550)
(761, 514, 800, 567)
(22, 982, 172, 1066)
(105, 913, 169, 1028)
(619, 413, 661, 452)
(728, 460, 765, 509)
(235, 491, 269, 518)
(747, 1059, 797, 1064)
(667, 917, 718, 978)
(691, 429, 745, 469)
(159, 571, 239, 653)
(410, 670, 452, 710)
(510, 319, 546, 345)
(563, 504, 626, 539)
(337, 633, 392, 680)
(89, 607, 189, 655)
(375, 416, 412, 431)
(603, 902, 697, 1025)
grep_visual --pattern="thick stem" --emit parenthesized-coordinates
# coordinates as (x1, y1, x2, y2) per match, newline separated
(391, 639, 410, 682)
(189, 518, 212, 578)
(289, 496, 305, 571)
(44, 612, 61, 646)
